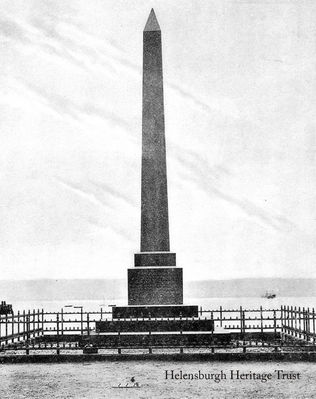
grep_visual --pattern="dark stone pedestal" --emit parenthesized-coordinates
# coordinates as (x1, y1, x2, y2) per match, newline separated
(128, 267, 183, 305)
(112, 305, 199, 319)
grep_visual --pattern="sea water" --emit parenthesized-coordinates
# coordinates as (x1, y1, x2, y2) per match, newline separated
(11, 296, 316, 313)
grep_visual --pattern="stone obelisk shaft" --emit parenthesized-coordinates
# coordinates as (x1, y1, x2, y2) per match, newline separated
(141, 10, 169, 252)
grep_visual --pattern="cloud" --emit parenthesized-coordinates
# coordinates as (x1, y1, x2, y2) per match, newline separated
(167, 81, 241, 119)
(55, 177, 136, 242)
(55, 177, 112, 209)
(173, 148, 294, 232)
(19, 79, 130, 129)
(1, 12, 240, 125)
(88, 179, 136, 207)
(29, 13, 240, 121)
(0, 18, 30, 43)
(86, 215, 134, 243)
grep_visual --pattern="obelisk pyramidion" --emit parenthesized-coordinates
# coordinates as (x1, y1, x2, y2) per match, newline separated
(113, 10, 198, 318)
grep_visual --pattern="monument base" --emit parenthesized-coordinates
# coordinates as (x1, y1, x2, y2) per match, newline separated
(112, 305, 199, 319)
(128, 267, 183, 305)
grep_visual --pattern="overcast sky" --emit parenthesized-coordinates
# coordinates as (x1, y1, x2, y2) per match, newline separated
(0, 0, 315, 281)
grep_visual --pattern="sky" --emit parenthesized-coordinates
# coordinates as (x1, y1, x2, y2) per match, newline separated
(0, 0, 315, 281)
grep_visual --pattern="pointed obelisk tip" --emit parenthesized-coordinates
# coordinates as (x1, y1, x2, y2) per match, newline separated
(144, 9, 161, 32)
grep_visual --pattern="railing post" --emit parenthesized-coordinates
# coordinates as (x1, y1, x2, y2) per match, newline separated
(244, 310, 247, 343)
(308, 308, 311, 343)
(304, 308, 308, 342)
(243, 310, 247, 352)
(5, 313, 8, 345)
(302, 307, 305, 339)
(280, 306, 283, 341)
(289, 306, 292, 337)
(291, 306, 293, 337)
(31, 309, 34, 339)
(283, 306, 286, 337)
(25, 316, 29, 355)
(305, 308, 307, 341)
(283, 305, 287, 343)
(241, 309, 246, 353)
(260, 306, 263, 335)
(17, 311, 20, 342)
(313, 308, 315, 345)
(37, 309, 40, 336)
(28, 310, 31, 342)
(87, 313, 90, 336)
(305, 308, 308, 341)
(42, 309, 44, 336)
(240, 306, 243, 337)
(81, 308, 83, 335)
(240, 306, 246, 340)
(298, 307, 301, 338)
(301, 307, 304, 340)
(286, 306, 288, 335)
(33, 309, 36, 340)
(290, 306, 293, 336)
(26, 311, 30, 355)
(148, 313, 152, 354)
(286, 305, 289, 337)
(56, 313, 60, 355)
(211, 311, 214, 353)
(11, 312, 14, 343)
(294, 306, 297, 337)
(307, 308, 310, 343)
(23, 310, 26, 341)
(220, 306, 223, 328)
(273, 310, 277, 342)
(304, 308, 307, 342)
(61, 308, 64, 337)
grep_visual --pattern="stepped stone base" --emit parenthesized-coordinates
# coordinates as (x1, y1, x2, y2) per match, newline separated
(112, 305, 199, 319)
(96, 317, 212, 332)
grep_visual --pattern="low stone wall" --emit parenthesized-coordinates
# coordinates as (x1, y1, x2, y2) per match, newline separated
(0, 352, 315, 363)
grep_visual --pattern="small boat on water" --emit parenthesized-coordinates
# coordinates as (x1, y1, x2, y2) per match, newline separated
(262, 291, 276, 299)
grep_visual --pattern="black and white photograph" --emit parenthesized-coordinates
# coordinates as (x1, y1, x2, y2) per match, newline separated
(0, 1, 315, 398)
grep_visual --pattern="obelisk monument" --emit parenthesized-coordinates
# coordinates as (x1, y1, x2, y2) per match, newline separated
(113, 10, 198, 318)
(127, 9, 182, 307)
